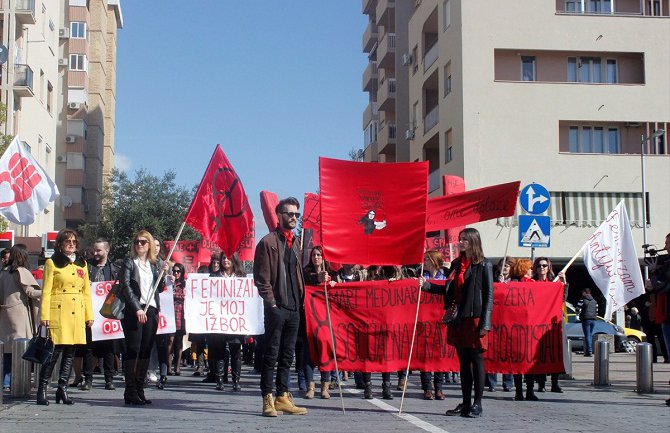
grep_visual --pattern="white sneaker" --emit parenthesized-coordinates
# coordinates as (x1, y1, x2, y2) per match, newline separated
(147, 371, 158, 383)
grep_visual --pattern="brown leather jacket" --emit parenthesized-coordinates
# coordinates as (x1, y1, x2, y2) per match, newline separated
(253, 230, 304, 309)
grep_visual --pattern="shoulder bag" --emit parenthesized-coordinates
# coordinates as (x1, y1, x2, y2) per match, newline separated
(100, 282, 125, 320)
(22, 325, 55, 365)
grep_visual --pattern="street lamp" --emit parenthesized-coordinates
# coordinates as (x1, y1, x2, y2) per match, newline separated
(640, 128, 666, 279)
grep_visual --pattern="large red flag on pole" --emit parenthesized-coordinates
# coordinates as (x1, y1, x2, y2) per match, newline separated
(184, 145, 253, 258)
(425, 181, 520, 232)
(302, 193, 320, 231)
(259, 190, 279, 232)
(319, 158, 428, 265)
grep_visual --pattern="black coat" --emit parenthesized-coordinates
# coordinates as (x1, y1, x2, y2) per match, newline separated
(121, 257, 165, 316)
(445, 258, 495, 331)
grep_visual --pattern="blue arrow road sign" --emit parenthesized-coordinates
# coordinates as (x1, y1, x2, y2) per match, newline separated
(518, 215, 551, 248)
(519, 183, 550, 214)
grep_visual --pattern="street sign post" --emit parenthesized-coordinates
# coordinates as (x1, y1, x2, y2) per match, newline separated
(520, 183, 550, 215)
(519, 215, 551, 248)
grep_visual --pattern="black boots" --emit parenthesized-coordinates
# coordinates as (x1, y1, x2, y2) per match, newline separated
(56, 353, 75, 405)
(382, 381, 393, 400)
(215, 359, 225, 390)
(363, 382, 373, 399)
(135, 358, 152, 404)
(156, 375, 167, 390)
(123, 360, 144, 405)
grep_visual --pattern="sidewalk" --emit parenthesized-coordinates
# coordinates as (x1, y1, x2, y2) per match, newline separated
(1, 353, 668, 433)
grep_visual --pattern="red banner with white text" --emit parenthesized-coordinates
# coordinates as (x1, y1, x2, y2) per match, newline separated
(305, 280, 564, 374)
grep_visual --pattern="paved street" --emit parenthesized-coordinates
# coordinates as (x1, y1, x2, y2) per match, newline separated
(1, 353, 668, 433)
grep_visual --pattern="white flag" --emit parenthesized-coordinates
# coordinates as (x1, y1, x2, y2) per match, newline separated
(582, 200, 644, 320)
(0, 136, 59, 225)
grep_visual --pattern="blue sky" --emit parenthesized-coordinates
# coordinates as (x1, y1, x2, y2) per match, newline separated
(115, 2, 368, 237)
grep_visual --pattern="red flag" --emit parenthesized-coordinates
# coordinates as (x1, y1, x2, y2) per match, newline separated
(426, 181, 520, 232)
(260, 190, 279, 232)
(442, 175, 466, 245)
(302, 193, 320, 230)
(319, 157, 428, 265)
(184, 145, 253, 258)
(237, 221, 256, 261)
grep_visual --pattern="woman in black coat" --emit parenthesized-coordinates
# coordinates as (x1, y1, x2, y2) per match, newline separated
(120, 230, 168, 405)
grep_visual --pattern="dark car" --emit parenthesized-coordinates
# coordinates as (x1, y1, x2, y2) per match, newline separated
(565, 304, 627, 352)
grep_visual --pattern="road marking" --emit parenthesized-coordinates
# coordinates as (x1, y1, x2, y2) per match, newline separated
(344, 388, 449, 433)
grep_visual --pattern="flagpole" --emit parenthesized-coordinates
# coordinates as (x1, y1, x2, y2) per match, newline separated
(500, 215, 514, 280)
(552, 244, 584, 283)
(322, 278, 345, 414)
(144, 221, 187, 314)
(399, 257, 426, 415)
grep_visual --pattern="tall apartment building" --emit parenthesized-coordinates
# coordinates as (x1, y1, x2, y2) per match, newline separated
(362, 0, 670, 260)
(56, 0, 122, 229)
(0, 0, 60, 237)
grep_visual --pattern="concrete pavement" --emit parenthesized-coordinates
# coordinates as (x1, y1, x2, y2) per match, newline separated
(1, 353, 668, 433)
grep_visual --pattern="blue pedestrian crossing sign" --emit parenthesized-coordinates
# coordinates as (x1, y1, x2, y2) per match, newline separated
(519, 183, 550, 214)
(518, 215, 551, 248)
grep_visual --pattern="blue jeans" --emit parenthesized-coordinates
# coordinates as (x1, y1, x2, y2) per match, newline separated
(3, 353, 11, 388)
(486, 373, 513, 389)
(420, 371, 444, 391)
(582, 319, 596, 355)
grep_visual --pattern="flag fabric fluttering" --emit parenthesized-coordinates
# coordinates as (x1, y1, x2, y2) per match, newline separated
(319, 157, 428, 266)
(184, 145, 253, 258)
(0, 136, 59, 225)
(259, 190, 279, 232)
(582, 200, 645, 320)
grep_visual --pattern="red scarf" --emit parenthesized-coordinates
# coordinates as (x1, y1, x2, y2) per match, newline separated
(281, 228, 295, 249)
(457, 257, 472, 288)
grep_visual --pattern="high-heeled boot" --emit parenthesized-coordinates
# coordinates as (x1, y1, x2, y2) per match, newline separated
(215, 359, 225, 391)
(56, 353, 75, 405)
(123, 360, 144, 405)
(36, 353, 59, 406)
(231, 350, 242, 391)
(135, 358, 152, 404)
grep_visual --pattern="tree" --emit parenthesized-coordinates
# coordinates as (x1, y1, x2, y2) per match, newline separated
(80, 168, 200, 260)
(348, 147, 364, 162)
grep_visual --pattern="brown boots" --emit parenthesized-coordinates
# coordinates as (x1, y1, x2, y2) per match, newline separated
(263, 392, 308, 416)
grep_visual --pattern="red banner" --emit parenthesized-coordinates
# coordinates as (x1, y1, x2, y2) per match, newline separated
(319, 158, 428, 266)
(305, 280, 564, 374)
(237, 221, 255, 261)
(303, 193, 320, 230)
(260, 190, 279, 232)
(164, 234, 254, 275)
(184, 145, 253, 258)
(426, 181, 520, 232)
(442, 175, 466, 245)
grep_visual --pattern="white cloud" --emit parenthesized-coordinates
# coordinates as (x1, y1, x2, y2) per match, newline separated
(114, 153, 132, 172)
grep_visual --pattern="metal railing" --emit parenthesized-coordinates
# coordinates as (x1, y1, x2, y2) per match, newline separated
(15, 0, 36, 12)
(386, 32, 396, 50)
(424, 105, 439, 133)
(424, 42, 438, 72)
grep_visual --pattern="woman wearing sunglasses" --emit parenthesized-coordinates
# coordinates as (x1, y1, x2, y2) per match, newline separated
(37, 229, 93, 406)
(120, 230, 169, 405)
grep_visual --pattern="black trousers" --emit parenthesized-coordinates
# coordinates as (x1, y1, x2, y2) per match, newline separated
(74, 327, 95, 380)
(456, 346, 485, 407)
(121, 306, 159, 361)
(260, 307, 300, 396)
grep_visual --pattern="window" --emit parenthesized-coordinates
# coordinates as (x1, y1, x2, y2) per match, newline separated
(587, 0, 612, 13)
(567, 57, 616, 83)
(412, 102, 418, 129)
(70, 22, 86, 39)
(445, 129, 453, 163)
(568, 125, 620, 153)
(444, 61, 452, 96)
(412, 46, 418, 75)
(647, 1, 661, 15)
(69, 54, 87, 71)
(565, 1, 582, 12)
(364, 121, 378, 147)
(47, 82, 53, 114)
(443, 0, 451, 31)
(521, 56, 535, 81)
(39, 70, 45, 101)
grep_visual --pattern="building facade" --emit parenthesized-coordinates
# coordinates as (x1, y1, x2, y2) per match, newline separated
(56, 0, 122, 229)
(362, 0, 670, 260)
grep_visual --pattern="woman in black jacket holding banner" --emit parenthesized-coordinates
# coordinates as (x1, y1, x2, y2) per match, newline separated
(120, 230, 168, 405)
(423, 228, 494, 418)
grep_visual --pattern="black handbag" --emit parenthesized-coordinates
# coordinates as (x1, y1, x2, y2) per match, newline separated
(100, 283, 125, 320)
(22, 325, 55, 365)
(442, 300, 461, 326)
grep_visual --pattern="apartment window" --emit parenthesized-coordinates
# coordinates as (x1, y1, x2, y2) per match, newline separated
(445, 129, 453, 163)
(521, 56, 535, 81)
(648, 0, 661, 15)
(39, 70, 45, 101)
(569, 126, 619, 153)
(443, 0, 451, 31)
(567, 57, 615, 83)
(565, 1, 582, 12)
(412, 102, 419, 129)
(364, 122, 378, 147)
(69, 54, 87, 71)
(606, 59, 617, 84)
(47, 82, 53, 114)
(412, 46, 418, 75)
(444, 61, 452, 96)
(70, 22, 87, 39)
(586, 0, 612, 13)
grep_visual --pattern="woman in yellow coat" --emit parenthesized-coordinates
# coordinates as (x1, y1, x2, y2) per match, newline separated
(37, 229, 93, 406)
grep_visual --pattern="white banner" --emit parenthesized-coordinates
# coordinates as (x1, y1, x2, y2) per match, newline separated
(184, 274, 264, 335)
(582, 201, 645, 320)
(91, 280, 176, 341)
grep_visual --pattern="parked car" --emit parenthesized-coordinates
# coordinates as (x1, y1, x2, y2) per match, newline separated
(564, 303, 645, 353)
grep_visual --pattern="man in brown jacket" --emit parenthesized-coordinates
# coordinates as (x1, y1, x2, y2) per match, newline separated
(254, 196, 307, 417)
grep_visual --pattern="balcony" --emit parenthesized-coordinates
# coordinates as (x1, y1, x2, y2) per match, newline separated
(378, 122, 396, 154)
(15, 0, 36, 25)
(64, 203, 86, 222)
(424, 105, 439, 134)
(377, 32, 396, 68)
(13, 64, 34, 97)
(363, 20, 378, 53)
(378, 77, 396, 111)
(429, 170, 441, 193)
(362, 101, 378, 129)
(555, 0, 669, 16)
(376, 0, 395, 24)
(362, 0, 377, 15)
(423, 42, 438, 72)
(363, 61, 378, 92)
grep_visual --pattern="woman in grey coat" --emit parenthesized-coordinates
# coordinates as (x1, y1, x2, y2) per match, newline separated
(0, 244, 42, 390)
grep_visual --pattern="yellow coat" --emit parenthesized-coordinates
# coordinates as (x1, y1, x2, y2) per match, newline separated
(40, 254, 93, 345)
